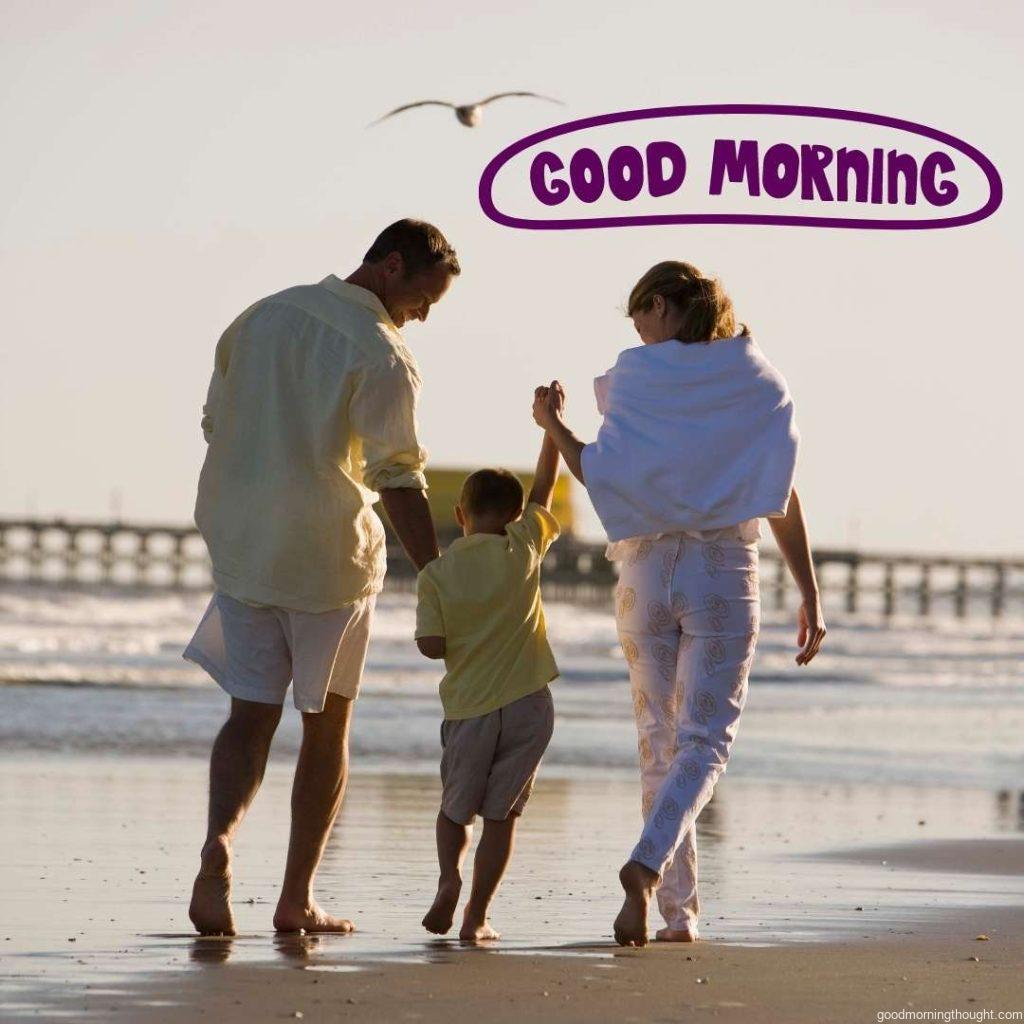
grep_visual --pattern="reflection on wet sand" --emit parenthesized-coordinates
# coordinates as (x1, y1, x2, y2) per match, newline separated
(187, 931, 367, 968)
(2, 754, 1024, 1023)
(189, 937, 234, 966)
(273, 932, 330, 964)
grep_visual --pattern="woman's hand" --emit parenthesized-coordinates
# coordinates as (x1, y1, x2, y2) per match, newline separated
(531, 379, 586, 485)
(532, 386, 553, 428)
(795, 598, 826, 666)
(533, 380, 566, 428)
(546, 379, 566, 418)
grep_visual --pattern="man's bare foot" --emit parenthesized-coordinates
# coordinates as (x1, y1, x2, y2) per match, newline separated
(656, 926, 699, 942)
(459, 913, 500, 943)
(422, 878, 462, 934)
(272, 899, 355, 934)
(189, 836, 236, 937)
(613, 860, 659, 947)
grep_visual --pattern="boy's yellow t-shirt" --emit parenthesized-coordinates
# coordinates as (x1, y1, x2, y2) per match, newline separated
(415, 502, 560, 720)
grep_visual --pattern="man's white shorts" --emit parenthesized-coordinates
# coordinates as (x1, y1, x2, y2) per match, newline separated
(183, 590, 375, 713)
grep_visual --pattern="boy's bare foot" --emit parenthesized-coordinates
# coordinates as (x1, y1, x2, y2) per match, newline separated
(613, 860, 659, 947)
(655, 926, 699, 942)
(459, 914, 500, 943)
(189, 836, 236, 936)
(273, 900, 355, 934)
(422, 879, 462, 934)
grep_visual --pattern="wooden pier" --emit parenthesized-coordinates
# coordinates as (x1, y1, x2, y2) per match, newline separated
(0, 517, 1021, 619)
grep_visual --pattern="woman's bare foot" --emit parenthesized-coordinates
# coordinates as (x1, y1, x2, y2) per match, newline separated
(273, 899, 355, 934)
(422, 878, 462, 934)
(656, 926, 699, 942)
(189, 837, 236, 937)
(459, 912, 500, 943)
(613, 860, 659, 947)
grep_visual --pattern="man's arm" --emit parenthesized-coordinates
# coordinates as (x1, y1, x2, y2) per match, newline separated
(527, 432, 561, 509)
(349, 356, 438, 571)
(380, 487, 440, 571)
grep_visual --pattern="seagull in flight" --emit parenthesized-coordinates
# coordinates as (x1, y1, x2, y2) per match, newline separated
(370, 92, 563, 128)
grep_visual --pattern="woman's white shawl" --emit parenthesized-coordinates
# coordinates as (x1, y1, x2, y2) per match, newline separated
(580, 335, 800, 542)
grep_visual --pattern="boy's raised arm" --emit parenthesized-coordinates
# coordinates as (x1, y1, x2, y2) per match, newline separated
(527, 431, 560, 509)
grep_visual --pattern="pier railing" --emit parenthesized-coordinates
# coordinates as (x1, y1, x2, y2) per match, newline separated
(0, 518, 1021, 620)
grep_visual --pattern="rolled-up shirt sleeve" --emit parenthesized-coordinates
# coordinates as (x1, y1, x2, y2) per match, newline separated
(349, 354, 428, 492)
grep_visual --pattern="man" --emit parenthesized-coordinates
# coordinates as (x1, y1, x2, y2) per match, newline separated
(183, 219, 458, 935)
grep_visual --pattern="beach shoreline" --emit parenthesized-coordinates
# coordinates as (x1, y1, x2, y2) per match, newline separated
(2, 754, 1023, 1021)
(3, 591, 1023, 1022)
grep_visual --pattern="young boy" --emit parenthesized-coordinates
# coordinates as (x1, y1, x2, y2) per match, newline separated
(415, 419, 561, 942)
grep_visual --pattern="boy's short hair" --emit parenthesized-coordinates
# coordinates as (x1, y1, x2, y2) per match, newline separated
(460, 469, 524, 519)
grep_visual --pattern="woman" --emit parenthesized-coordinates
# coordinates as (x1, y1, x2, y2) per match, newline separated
(532, 261, 825, 947)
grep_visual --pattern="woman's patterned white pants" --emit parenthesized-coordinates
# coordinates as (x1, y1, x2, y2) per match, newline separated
(614, 532, 760, 933)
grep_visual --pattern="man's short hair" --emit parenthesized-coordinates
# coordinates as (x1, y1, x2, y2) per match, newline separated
(460, 469, 524, 519)
(363, 219, 461, 277)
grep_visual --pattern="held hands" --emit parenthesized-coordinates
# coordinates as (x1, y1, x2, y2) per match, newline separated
(795, 598, 826, 666)
(532, 379, 585, 485)
(532, 379, 566, 429)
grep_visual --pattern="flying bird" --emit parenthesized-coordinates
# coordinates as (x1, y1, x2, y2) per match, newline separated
(369, 92, 563, 128)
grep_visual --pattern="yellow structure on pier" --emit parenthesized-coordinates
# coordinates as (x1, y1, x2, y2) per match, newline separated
(420, 467, 575, 536)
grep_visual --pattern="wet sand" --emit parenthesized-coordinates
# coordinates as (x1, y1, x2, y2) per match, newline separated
(14, 921, 1024, 1024)
(2, 754, 1023, 1021)
(817, 836, 1024, 876)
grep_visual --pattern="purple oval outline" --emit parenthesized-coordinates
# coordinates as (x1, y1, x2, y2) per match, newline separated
(477, 103, 1003, 231)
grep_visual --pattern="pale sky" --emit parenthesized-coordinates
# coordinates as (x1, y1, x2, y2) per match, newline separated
(1, 0, 1021, 553)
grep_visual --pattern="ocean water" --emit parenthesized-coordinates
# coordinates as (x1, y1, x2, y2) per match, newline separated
(1, 584, 1022, 790)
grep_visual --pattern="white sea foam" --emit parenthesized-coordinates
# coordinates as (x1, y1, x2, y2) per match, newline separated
(1, 584, 1022, 787)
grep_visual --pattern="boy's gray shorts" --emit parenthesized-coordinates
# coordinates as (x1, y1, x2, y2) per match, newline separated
(439, 686, 555, 825)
